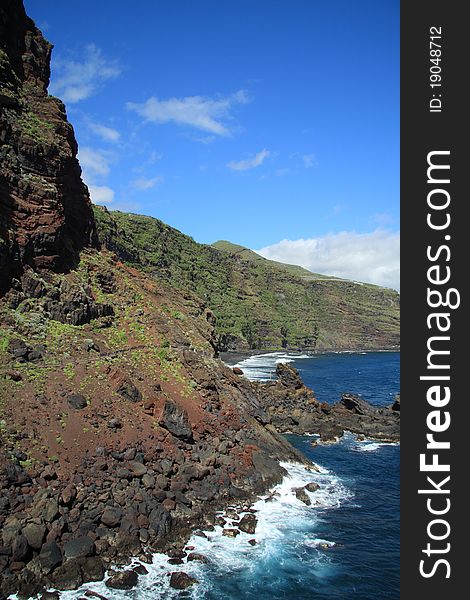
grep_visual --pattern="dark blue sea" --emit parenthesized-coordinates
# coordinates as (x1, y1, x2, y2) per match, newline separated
(56, 352, 400, 600)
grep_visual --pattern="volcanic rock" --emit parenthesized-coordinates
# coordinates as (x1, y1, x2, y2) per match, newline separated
(63, 536, 95, 560)
(0, 0, 97, 292)
(158, 399, 193, 441)
(238, 514, 257, 534)
(294, 487, 311, 506)
(105, 570, 138, 590)
(38, 541, 62, 572)
(169, 571, 198, 589)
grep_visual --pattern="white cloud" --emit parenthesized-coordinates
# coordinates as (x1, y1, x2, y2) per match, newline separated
(126, 89, 249, 136)
(227, 148, 271, 171)
(132, 176, 164, 191)
(88, 184, 114, 205)
(51, 44, 120, 103)
(148, 151, 163, 164)
(78, 147, 115, 206)
(77, 147, 111, 178)
(88, 122, 120, 142)
(194, 135, 216, 144)
(373, 212, 396, 226)
(256, 230, 400, 290)
(303, 153, 316, 168)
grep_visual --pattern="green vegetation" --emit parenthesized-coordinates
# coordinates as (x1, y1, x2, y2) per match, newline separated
(63, 363, 75, 380)
(93, 207, 400, 350)
(0, 329, 10, 354)
(18, 110, 55, 144)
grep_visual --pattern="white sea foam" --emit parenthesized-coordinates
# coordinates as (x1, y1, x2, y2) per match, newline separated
(31, 461, 351, 600)
(303, 537, 336, 549)
(232, 352, 312, 381)
(353, 440, 400, 452)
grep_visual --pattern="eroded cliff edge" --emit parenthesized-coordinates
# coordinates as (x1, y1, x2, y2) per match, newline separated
(0, 0, 96, 293)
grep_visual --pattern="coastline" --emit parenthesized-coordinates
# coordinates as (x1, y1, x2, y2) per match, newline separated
(47, 431, 400, 600)
(42, 458, 335, 600)
(3, 351, 400, 598)
(219, 347, 400, 367)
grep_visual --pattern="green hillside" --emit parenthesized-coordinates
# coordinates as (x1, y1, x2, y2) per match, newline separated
(94, 207, 400, 351)
(212, 240, 343, 281)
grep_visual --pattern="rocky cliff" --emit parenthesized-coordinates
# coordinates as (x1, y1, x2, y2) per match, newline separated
(0, 3, 399, 597)
(0, 0, 96, 293)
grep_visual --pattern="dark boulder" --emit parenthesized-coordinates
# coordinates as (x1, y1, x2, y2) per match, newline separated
(294, 487, 311, 506)
(11, 533, 29, 562)
(113, 532, 141, 557)
(38, 541, 62, 572)
(127, 461, 147, 477)
(339, 393, 372, 415)
(67, 394, 88, 410)
(7, 339, 31, 360)
(80, 556, 105, 583)
(101, 507, 122, 528)
(158, 400, 193, 442)
(305, 482, 320, 492)
(238, 514, 257, 534)
(116, 379, 142, 403)
(23, 523, 46, 550)
(105, 570, 138, 590)
(148, 506, 171, 538)
(63, 536, 95, 560)
(133, 563, 149, 575)
(169, 572, 198, 589)
(276, 363, 304, 389)
(40, 592, 61, 600)
(51, 560, 83, 591)
(222, 529, 240, 538)
(187, 552, 209, 563)
(392, 394, 400, 411)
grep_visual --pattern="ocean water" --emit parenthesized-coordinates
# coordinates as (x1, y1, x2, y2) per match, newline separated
(35, 352, 400, 600)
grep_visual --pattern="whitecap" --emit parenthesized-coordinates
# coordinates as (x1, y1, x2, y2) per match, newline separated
(303, 537, 336, 549)
(353, 441, 400, 452)
(231, 351, 312, 381)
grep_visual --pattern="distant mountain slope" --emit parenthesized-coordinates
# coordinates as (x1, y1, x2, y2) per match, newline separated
(94, 208, 400, 351)
(212, 240, 342, 281)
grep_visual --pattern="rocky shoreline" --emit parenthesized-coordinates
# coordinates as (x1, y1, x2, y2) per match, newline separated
(0, 436, 290, 598)
(0, 359, 399, 599)
(258, 363, 400, 443)
(219, 347, 400, 367)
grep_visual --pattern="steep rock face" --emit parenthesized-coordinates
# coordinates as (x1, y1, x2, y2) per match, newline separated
(0, 0, 96, 293)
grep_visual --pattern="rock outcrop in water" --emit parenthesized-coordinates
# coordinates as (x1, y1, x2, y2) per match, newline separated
(258, 363, 400, 442)
(0, 0, 96, 293)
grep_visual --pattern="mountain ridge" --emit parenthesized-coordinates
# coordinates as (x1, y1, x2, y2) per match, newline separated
(94, 207, 400, 352)
(212, 240, 347, 282)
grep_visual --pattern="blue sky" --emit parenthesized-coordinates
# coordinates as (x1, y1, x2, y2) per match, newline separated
(26, 0, 400, 289)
